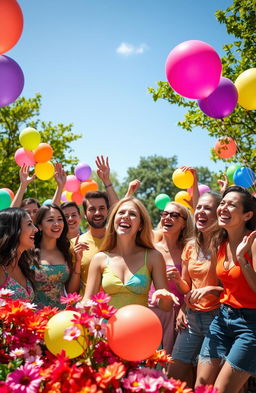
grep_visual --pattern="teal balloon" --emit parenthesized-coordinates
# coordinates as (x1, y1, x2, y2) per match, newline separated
(0, 189, 11, 210)
(155, 194, 171, 210)
(43, 199, 52, 206)
(226, 164, 241, 183)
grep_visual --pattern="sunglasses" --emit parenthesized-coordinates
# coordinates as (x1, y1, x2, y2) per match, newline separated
(160, 211, 186, 220)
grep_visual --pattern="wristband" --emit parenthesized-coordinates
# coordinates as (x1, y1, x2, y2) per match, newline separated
(105, 183, 112, 188)
(73, 271, 81, 275)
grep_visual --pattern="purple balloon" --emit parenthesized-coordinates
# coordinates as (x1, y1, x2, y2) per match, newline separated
(198, 77, 238, 119)
(0, 55, 24, 107)
(75, 163, 92, 181)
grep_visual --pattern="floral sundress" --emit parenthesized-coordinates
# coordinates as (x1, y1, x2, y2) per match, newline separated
(32, 264, 70, 309)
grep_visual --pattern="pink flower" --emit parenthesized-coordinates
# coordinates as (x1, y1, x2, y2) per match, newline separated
(91, 291, 111, 304)
(6, 363, 42, 393)
(195, 385, 219, 393)
(60, 292, 82, 305)
(93, 303, 116, 319)
(0, 288, 14, 298)
(88, 316, 107, 337)
(64, 325, 81, 341)
(9, 348, 26, 358)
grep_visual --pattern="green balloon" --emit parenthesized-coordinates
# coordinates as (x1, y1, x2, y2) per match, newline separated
(226, 164, 241, 183)
(155, 193, 171, 210)
(0, 189, 11, 210)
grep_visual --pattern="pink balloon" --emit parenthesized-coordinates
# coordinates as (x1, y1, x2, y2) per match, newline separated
(14, 148, 35, 166)
(65, 175, 80, 192)
(198, 184, 211, 195)
(165, 40, 222, 99)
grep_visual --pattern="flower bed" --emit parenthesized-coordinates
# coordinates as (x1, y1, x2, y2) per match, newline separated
(0, 290, 216, 393)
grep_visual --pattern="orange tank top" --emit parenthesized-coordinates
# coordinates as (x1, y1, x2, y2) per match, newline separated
(216, 242, 256, 309)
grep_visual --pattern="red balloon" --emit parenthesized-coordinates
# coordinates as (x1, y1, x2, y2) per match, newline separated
(107, 305, 162, 361)
(71, 191, 84, 205)
(0, 0, 24, 54)
(214, 137, 237, 159)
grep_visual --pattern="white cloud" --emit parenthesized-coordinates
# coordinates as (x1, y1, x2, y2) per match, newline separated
(116, 42, 149, 56)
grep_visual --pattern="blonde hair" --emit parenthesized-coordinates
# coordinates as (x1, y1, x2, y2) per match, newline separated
(164, 202, 194, 247)
(100, 197, 154, 251)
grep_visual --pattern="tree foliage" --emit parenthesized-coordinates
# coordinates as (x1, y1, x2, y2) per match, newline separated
(120, 155, 217, 226)
(0, 94, 82, 202)
(148, 0, 256, 172)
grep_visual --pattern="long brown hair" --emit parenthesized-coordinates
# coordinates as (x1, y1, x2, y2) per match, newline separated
(100, 197, 154, 251)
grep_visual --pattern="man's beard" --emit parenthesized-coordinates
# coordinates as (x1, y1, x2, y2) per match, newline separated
(87, 217, 107, 229)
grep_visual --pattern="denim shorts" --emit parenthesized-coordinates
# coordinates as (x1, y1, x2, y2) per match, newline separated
(199, 304, 256, 375)
(171, 307, 219, 364)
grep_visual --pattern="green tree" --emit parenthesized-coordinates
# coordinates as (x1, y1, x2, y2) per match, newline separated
(0, 94, 82, 201)
(119, 155, 218, 226)
(148, 0, 256, 172)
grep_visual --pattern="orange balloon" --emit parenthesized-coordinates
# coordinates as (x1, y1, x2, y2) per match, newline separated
(33, 143, 53, 163)
(107, 305, 162, 361)
(72, 191, 84, 205)
(214, 137, 237, 159)
(0, 0, 23, 54)
(80, 180, 98, 196)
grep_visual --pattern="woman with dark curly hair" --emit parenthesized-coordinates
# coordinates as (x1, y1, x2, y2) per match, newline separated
(196, 186, 256, 393)
(32, 204, 86, 309)
(0, 208, 38, 301)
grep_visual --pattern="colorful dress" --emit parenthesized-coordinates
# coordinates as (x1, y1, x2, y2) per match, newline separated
(101, 250, 151, 309)
(0, 269, 34, 302)
(32, 264, 70, 309)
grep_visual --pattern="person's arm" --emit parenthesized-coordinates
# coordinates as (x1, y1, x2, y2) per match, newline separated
(236, 231, 256, 292)
(82, 252, 105, 302)
(172, 257, 192, 294)
(66, 235, 89, 293)
(95, 156, 119, 206)
(52, 163, 67, 206)
(150, 249, 180, 311)
(180, 166, 199, 210)
(184, 285, 223, 306)
(11, 164, 36, 207)
(125, 179, 141, 197)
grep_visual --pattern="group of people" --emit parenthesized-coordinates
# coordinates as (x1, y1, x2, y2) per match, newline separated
(0, 157, 255, 393)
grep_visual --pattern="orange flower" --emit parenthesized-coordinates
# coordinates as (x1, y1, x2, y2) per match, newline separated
(170, 378, 193, 393)
(95, 362, 126, 388)
(146, 349, 173, 368)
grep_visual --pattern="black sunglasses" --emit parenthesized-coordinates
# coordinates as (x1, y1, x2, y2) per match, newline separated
(160, 211, 186, 220)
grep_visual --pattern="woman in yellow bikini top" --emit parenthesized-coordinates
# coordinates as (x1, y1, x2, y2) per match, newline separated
(83, 197, 179, 310)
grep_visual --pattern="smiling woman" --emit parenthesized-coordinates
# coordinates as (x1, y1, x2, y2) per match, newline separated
(0, 208, 38, 301)
(83, 197, 180, 311)
(31, 204, 87, 309)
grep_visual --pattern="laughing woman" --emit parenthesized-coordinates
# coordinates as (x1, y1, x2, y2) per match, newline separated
(196, 186, 256, 393)
(148, 201, 194, 355)
(83, 197, 179, 310)
(0, 208, 38, 301)
(32, 204, 86, 309)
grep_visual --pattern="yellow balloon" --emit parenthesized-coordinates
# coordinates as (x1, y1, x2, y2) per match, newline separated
(174, 191, 194, 213)
(65, 191, 73, 202)
(172, 168, 194, 189)
(19, 127, 41, 151)
(44, 311, 87, 358)
(35, 161, 55, 180)
(235, 68, 256, 110)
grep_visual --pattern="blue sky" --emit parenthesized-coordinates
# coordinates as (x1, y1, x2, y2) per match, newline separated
(10, 0, 232, 181)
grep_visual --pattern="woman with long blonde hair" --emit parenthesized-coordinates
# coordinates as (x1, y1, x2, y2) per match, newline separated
(83, 197, 179, 310)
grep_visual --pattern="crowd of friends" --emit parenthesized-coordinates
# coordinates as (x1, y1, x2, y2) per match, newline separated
(0, 156, 255, 393)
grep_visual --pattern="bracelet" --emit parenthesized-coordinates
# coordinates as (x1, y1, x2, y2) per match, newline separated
(73, 271, 81, 275)
(243, 263, 251, 269)
(105, 183, 112, 188)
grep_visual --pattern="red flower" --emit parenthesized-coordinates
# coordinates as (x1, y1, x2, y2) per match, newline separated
(170, 378, 193, 393)
(146, 349, 173, 368)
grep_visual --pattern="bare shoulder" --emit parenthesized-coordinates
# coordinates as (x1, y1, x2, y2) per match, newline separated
(147, 248, 165, 266)
(90, 252, 108, 268)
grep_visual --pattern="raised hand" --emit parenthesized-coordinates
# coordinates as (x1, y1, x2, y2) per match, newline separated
(19, 164, 36, 187)
(95, 155, 111, 185)
(54, 162, 67, 187)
